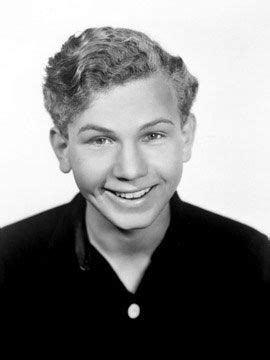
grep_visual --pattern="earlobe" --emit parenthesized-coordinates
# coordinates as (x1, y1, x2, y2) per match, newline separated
(49, 127, 71, 173)
(182, 113, 196, 163)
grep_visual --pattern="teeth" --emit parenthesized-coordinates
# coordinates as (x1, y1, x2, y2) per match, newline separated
(115, 187, 151, 199)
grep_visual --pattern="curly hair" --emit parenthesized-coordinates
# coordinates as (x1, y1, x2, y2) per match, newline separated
(43, 27, 199, 137)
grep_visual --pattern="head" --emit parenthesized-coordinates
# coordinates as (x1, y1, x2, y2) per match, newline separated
(44, 27, 199, 231)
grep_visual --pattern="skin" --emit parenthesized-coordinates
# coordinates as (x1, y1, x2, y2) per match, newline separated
(50, 72, 196, 262)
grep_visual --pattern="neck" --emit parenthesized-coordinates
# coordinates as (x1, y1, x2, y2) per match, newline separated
(85, 202, 171, 259)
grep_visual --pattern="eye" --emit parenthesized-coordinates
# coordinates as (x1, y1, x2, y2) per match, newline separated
(88, 137, 114, 146)
(143, 132, 166, 142)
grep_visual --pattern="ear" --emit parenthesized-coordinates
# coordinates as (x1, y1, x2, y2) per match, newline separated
(181, 113, 196, 163)
(49, 127, 71, 173)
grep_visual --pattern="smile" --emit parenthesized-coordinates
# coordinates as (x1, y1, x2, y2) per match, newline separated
(115, 187, 152, 199)
(106, 186, 154, 200)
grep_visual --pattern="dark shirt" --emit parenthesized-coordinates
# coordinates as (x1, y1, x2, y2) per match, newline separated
(1, 192, 270, 328)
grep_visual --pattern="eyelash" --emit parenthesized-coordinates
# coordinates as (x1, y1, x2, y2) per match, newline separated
(142, 133, 166, 142)
(90, 137, 113, 146)
(88, 133, 166, 146)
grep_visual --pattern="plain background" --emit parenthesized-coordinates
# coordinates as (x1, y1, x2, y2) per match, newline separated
(0, 0, 269, 235)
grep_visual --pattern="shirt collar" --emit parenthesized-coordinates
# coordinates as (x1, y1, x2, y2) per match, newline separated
(49, 191, 187, 272)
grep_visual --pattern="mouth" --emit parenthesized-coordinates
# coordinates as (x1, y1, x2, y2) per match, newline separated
(105, 185, 156, 201)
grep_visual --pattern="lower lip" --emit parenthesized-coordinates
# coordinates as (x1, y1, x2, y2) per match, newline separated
(105, 186, 156, 208)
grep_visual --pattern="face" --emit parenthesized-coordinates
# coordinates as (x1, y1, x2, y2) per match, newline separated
(51, 73, 195, 231)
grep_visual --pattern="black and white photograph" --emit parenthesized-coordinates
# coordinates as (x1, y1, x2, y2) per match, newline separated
(0, 0, 269, 338)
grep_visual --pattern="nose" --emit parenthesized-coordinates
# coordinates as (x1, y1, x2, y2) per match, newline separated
(112, 141, 148, 181)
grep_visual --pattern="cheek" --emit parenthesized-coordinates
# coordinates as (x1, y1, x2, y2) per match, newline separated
(149, 141, 184, 182)
(162, 158, 183, 188)
(69, 150, 112, 191)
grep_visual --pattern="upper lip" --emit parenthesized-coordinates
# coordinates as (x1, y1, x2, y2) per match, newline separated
(105, 185, 155, 193)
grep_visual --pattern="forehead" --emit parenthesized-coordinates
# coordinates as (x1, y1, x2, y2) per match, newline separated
(74, 72, 180, 130)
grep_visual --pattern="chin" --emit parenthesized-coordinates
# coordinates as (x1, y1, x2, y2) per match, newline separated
(110, 213, 157, 231)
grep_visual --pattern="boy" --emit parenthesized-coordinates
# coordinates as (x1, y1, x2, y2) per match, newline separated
(0, 27, 269, 326)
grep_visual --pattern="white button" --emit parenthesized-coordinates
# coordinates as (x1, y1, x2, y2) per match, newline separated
(127, 303, 140, 319)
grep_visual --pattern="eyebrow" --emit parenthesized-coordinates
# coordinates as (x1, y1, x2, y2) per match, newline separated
(77, 118, 175, 135)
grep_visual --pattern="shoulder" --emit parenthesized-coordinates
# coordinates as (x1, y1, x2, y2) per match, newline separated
(0, 196, 79, 281)
(171, 194, 270, 276)
(169, 194, 270, 284)
(179, 199, 268, 243)
(0, 202, 67, 246)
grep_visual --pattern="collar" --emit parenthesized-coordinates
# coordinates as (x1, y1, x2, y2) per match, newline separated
(48, 191, 188, 272)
